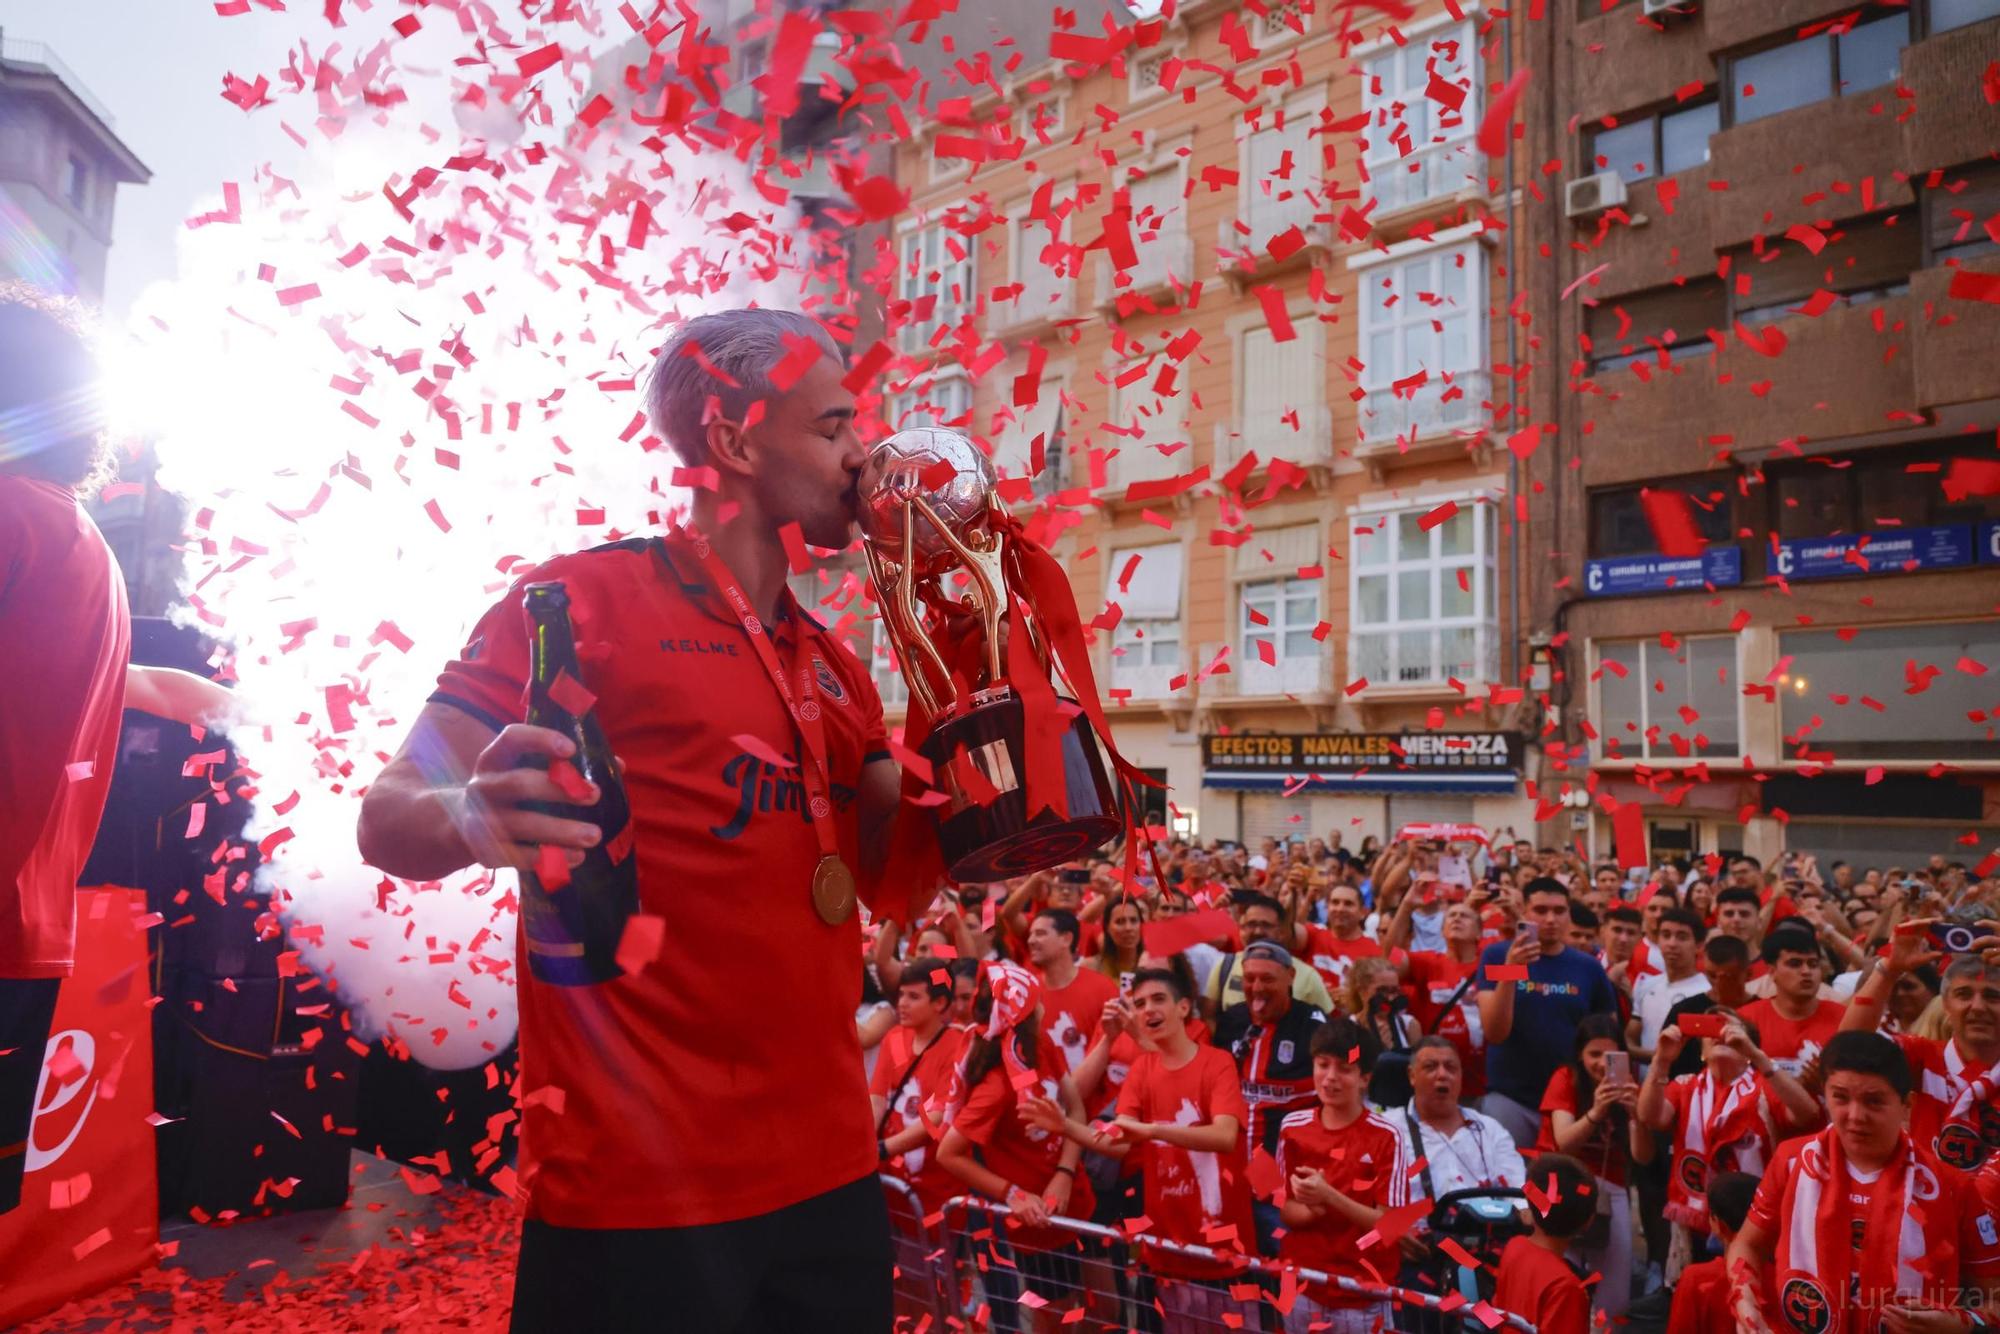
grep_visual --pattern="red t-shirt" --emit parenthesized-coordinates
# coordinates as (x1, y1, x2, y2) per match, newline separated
(871, 1025, 968, 1216)
(1276, 1106, 1409, 1306)
(431, 533, 891, 1228)
(1299, 925, 1383, 991)
(952, 1038, 1095, 1246)
(1406, 951, 1486, 1099)
(0, 478, 130, 979)
(1040, 966, 1119, 1077)
(1116, 1045, 1257, 1277)
(1746, 1134, 1986, 1331)
(1095, 1015, 1211, 1120)
(1667, 1258, 1731, 1334)
(1536, 1065, 1630, 1188)
(1896, 1034, 2000, 1172)
(1491, 1235, 1589, 1334)
(1738, 997, 1843, 1077)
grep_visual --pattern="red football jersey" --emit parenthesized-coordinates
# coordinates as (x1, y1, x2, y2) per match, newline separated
(1276, 1105, 1409, 1306)
(1896, 1034, 2000, 1172)
(1041, 967, 1119, 1077)
(1405, 951, 1486, 1099)
(1491, 1235, 1590, 1334)
(871, 1026, 968, 1216)
(1738, 998, 1843, 1078)
(0, 478, 130, 979)
(432, 533, 891, 1228)
(952, 1038, 1095, 1247)
(1299, 925, 1383, 991)
(1115, 1045, 1257, 1278)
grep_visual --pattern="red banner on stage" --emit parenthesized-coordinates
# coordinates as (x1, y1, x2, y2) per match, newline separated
(0, 888, 159, 1326)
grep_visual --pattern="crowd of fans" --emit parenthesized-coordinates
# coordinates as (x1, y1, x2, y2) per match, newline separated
(857, 830, 2000, 1334)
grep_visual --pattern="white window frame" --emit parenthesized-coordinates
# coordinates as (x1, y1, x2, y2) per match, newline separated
(886, 367, 972, 434)
(1002, 188, 1075, 327)
(1236, 555, 1326, 697)
(1238, 87, 1326, 243)
(1105, 542, 1187, 700)
(1361, 19, 1479, 216)
(1108, 155, 1192, 295)
(897, 220, 976, 355)
(1104, 352, 1190, 489)
(1347, 496, 1498, 690)
(991, 362, 1070, 497)
(1229, 306, 1327, 468)
(1354, 237, 1488, 445)
(1590, 634, 1743, 765)
(865, 612, 910, 710)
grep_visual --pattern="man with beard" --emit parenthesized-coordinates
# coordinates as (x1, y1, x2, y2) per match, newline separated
(1214, 939, 1326, 1253)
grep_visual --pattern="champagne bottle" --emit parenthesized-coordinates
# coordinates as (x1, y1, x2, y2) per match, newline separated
(519, 581, 637, 985)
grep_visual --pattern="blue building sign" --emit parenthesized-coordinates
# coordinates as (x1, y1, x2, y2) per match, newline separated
(1775, 525, 1974, 581)
(1585, 545, 1743, 597)
(1981, 520, 2000, 566)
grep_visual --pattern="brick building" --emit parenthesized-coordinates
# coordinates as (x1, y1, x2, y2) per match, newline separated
(873, 0, 1541, 846)
(1518, 0, 2000, 867)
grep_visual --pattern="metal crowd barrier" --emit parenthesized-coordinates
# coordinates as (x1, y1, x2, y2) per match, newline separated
(878, 1178, 1539, 1334)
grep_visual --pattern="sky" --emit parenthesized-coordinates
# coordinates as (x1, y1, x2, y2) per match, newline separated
(0, 0, 302, 318)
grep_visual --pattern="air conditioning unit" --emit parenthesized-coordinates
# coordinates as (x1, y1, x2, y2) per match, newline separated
(1565, 171, 1628, 220)
(1641, 0, 1697, 19)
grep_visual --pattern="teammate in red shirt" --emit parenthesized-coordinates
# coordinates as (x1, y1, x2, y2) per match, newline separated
(1277, 1016, 1411, 1330)
(1027, 907, 1118, 1076)
(1027, 967, 1258, 1326)
(358, 309, 927, 1331)
(1396, 900, 1488, 1100)
(1666, 1172, 1759, 1334)
(871, 956, 967, 1220)
(1, 288, 130, 1216)
(1739, 931, 1843, 1082)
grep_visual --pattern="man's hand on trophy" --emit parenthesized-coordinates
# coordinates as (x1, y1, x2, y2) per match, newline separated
(937, 602, 1012, 692)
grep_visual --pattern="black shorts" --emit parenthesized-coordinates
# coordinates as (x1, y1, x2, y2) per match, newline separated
(508, 1173, 892, 1334)
(1, 978, 61, 1215)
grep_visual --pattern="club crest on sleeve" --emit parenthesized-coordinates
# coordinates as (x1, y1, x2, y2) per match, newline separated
(812, 655, 848, 705)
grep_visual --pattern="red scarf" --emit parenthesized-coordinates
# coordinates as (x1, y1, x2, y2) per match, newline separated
(1664, 1067, 1773, 1228)
(1769, 1127, 1944, 1333)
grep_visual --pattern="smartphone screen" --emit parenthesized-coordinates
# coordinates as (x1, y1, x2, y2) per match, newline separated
(1602, 1051, 1631, 1086)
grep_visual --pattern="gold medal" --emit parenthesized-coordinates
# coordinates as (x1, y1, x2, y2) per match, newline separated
(811, 854, 857, 926)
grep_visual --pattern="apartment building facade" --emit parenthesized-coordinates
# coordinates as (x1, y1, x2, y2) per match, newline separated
(872, 0, 1540, 847)
(1518, 0, 2000, 868)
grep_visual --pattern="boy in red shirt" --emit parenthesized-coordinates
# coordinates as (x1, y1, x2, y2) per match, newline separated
(870, 957, 967, 1221)
(1727, 1031, 2000, 1334)
(1277, 1015, 1411, 1333)
(1027, 907, 1118, 1076)
(1027, 966, 1258, 1328)
(1738, 929, 1843, 1081)
(1667, 1171, 1758, 1334)
(1492, 1153, 1594, 1334)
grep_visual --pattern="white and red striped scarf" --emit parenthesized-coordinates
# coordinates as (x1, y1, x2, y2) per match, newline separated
(928, 960, 1041, 1129)
(1664, 1067, 1773, 1228)
(1770, 1128, 1940, 1332)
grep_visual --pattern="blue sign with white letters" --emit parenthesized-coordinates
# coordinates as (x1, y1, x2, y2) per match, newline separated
(1981, 520, 2000, 566)
(1584, 545, 1742, 597)
(1775, 525, 1973, 581)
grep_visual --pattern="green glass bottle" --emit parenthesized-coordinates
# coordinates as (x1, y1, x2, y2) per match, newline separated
(519, 582, 637, 985)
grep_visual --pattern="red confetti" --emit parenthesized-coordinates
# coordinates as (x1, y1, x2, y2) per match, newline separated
(1477, 69, 1531, 158)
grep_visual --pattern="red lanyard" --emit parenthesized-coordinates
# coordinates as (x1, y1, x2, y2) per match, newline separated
(678, 528, 840, 861)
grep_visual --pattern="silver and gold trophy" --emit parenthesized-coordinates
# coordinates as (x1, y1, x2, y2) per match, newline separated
(856, 427, 1125, 882)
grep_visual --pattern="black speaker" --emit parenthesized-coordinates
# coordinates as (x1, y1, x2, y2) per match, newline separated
(153, 971, 361, 1217)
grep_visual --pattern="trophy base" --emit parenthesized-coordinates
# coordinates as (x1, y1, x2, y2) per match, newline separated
(920, 689, 1123, 883)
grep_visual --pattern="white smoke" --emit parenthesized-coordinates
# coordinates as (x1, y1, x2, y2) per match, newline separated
(107, 3, 832, 1068)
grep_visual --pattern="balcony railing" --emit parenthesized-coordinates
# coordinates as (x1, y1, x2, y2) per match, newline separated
(1360, 368, 1491, 446)
(1213, 406, 1334, 473)
(1367, 139, 1480, 217)
(1096, 230, 1194, 305)
(990, 275, 1077, 333)
(1102, 434, 1192, 492)
(1349, 622, 1497, 690)
(1209, 646, 1335, 699)
(0, 32, 117, 127)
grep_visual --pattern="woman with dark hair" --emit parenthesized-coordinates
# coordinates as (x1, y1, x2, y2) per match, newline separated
(1085, 896, 1146, 985)
(935, 963, 1096, 1332)
(1536, 1013, 1654, 1320)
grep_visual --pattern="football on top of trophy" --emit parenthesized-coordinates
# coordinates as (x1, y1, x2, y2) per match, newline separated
(855, 427, 997, 577)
